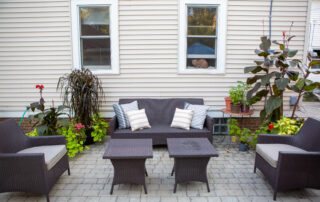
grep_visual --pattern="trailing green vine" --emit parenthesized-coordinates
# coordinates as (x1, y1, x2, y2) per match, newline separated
(91, 113, 109, 142)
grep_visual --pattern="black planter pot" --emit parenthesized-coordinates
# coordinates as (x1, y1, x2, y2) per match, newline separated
(240, 105, 250, 113)
(230, 103, 241, 113)
(84, 128, 94, 145)
(239, 143, 249, 151)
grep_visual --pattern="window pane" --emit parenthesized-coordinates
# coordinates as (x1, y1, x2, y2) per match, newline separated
(80, 7, 109, 36)
(187, 58, 216, 69)
(187, 37, 215, 55)
(82, 38, 110, 67)
(312, 50, 320, 69)
(188, 7, 217, 36)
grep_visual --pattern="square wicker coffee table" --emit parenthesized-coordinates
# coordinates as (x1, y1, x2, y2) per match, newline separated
(167, 138, 219, 193)
(103, 139, 153, 194)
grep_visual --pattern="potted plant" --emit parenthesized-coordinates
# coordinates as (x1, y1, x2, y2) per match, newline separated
(28, 84, 69, 136)
(57, 69, 105, 145)
(238, 128, 251, 151)
(240, 92, 251, 113)
(229, 81, 251, 113)
(224, 96, 232, 111)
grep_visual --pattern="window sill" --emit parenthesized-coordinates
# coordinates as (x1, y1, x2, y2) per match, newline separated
(178, 68, 225, 75)
(90, 69, 119, 75)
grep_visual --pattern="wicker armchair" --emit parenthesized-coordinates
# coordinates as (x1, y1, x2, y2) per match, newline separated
(254, 118, 320, 200)
(0, 119, 70, 202)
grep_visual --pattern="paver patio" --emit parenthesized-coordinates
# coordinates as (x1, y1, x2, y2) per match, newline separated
(1, 136, 320, 202)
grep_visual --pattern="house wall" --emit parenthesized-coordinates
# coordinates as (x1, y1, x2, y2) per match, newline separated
(311, 0, 320, 48)
(0, 0, 309, 118)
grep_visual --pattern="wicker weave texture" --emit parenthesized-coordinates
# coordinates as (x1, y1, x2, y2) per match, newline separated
(254, 118, 320, 200)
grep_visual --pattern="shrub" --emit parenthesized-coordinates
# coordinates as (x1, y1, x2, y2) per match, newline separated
(59, 124, 89, 158)
(274, 117, 303, 135)
(91, 113, 109, 142)
(26, 129, 39, 137)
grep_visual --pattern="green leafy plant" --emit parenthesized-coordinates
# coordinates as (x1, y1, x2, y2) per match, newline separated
(26, 129, 39, 137)
(28, 84, 69, 136)
(57, 69, 105, 126)
(228, 119, 272, 148)
(288, 53, 320, 118)
(59, 123, 89, 158)
(273, 117, 303, 135)
(91, 113, 109, 142)
(244, 29, 300, 122)
(229, 81, 251, 104)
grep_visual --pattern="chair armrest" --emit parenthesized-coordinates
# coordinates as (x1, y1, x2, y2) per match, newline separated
(278, 151, 320, 172)
(257, 134, 293, 144)
(28, 135, 66, 147)
(110, 116, 118, 135)
(0, 153, 46, 181)
(204, 115, 214, 133)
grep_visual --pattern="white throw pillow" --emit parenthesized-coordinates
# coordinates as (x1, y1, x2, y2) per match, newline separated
(170, 108, 194, 130)
(126, 109, 151, 131)
(184, 102, 210, 129)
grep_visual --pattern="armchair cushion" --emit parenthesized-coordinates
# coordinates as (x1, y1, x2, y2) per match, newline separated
(256, 144, 305, 168)
(18, 145, 67, 170)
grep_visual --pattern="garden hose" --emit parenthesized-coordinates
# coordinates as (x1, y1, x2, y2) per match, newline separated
(19, 106, 30, 127)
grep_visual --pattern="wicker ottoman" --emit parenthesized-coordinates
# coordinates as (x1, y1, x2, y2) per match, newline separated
(103, 139, 153, 194)
(167, 138, 219, 193)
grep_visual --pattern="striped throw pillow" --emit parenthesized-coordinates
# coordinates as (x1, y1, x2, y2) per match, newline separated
(113, 101, 139, 129)
(170, 108, 194, 130)
(184, 102, 210, 129)
(126, 109, 151, 131)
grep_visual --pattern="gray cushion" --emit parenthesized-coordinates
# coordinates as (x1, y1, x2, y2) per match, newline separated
(119, 98, 204, 126)
(18, 145, 67, 170)
(256, 144, 305, 168)
(113, 101, 139, 129)
(114, 125, 210, 136)
(184, 102, 210, 129)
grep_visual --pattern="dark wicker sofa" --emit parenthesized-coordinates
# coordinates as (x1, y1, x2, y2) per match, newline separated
(254, 118, 320, 200)
(110, 98, 213, 145)
(0, 119, 70, 202)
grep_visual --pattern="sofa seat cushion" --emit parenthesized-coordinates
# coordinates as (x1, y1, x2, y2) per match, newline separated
(18, 145, 67, 170)
(114, 124, 210, 136)
(256, 144, 305, 168)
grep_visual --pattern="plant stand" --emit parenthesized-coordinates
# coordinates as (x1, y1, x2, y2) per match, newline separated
(221, 108, 254, 151)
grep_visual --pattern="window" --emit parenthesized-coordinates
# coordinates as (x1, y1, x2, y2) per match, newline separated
(179, 0, 226, 74)
(72, 0, 119, 74)
(311, 49, 320, 69)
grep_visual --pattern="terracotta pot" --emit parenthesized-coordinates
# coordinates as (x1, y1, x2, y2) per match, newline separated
(224, 97, 232, 111)
(230, 103, 241, 113)
(241, 105, 250, 113)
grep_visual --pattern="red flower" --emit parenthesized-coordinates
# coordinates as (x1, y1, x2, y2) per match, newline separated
(40, 84, 44, 89)
(36, 85, 39, 88)
(282, 30, 286, 37)
(269, 123, 274, 130)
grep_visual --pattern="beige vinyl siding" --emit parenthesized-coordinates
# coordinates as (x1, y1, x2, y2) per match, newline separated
(0, 0, 72, 116)
(0, 0, 309, 117)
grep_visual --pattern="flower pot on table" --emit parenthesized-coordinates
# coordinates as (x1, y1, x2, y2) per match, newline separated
(240, 105, 250, 113)
(224, 97, 232, 112)
(230, 103, 241, 113)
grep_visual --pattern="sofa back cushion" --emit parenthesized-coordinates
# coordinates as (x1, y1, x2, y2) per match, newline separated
(119, 98, 204, 125)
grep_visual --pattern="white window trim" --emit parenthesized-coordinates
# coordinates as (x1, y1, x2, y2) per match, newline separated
(71, 0, 119, 74)
(178, 0, 227, 74)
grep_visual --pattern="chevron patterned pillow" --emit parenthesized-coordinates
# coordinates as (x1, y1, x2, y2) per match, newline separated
(184, 102, 210, 129)
(113, 101, 139, 129)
